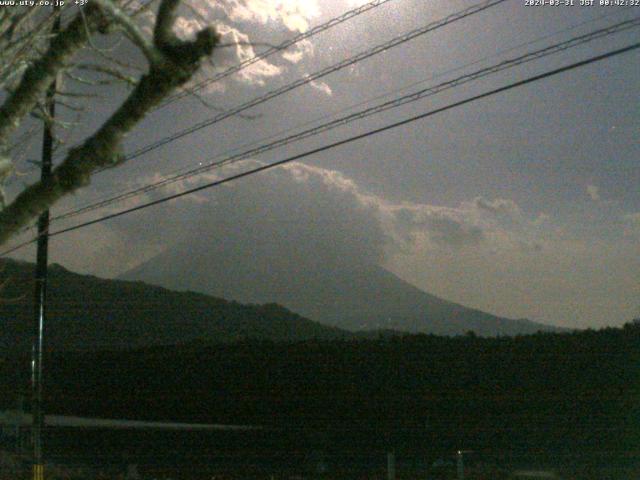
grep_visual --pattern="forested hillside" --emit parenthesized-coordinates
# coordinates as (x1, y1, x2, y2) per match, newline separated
(0, 259, 352, 352)
(2, 325, 638, 470)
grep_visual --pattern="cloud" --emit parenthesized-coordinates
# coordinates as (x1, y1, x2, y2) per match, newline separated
(7, 140, 568, 301)
(50, 162, 546, 279)
(422, 215, 485, 248)
(471, 196, 522, 219)
(172, 0, 321, 89)
(309, 79, 333, 96)
(388, 204, 485, 251)
(172, 18, 282, 88)
(260, 165, 536, 254)
(587, 184, 600, 201)
(216, 23, 283, 85)
(104, 163, 551, 266)
(173, 16, 205, 41)
(33, 161, 639, 329)
(67, 162, 385, 273)
(281, 39, 314, 64)
(219, 0, 320, 33)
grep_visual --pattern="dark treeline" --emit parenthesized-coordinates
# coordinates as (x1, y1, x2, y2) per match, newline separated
(2, 324, 639, 472)
(0, 259, 353, 353)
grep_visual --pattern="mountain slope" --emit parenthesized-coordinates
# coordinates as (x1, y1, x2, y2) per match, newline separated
(121, 238, 561, 336)
(0, 259, 352, 353)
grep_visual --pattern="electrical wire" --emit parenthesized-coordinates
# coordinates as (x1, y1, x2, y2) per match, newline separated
(0, 0, 570, 242)
(2, 41, 637, 257)
(36, 0, 509, 217)
(45, 0, 399, 168)
(116, 0, 509, 165)
(157, 0, 399, 109)
(51, 17, 640, 224)
(57, 6, 633, 220)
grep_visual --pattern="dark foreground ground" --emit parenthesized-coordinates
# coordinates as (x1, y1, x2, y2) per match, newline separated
(2, 433, 639, 480)
(2, 326, 639, 479)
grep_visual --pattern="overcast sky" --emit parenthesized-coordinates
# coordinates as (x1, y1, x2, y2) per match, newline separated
(7, 0, 640, 329)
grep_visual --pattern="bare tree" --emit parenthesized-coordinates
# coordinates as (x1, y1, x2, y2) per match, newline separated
(0, 0, 219, 245)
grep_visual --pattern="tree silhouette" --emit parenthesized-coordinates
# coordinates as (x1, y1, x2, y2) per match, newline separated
(0, 0, 218, 245)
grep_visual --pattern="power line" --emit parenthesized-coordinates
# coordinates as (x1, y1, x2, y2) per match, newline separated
(119, 0, 509, 164)
(2, 41, 637, 257)
(51, 17, 640, 224)
(42, 0, 399, 169)
(59, 7, 633, 221)
(157, 0, 399, 109)
(37, 0, 510, 226)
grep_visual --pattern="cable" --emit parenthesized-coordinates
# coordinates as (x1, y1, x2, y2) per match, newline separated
(40, 0, 511, 218)
(117, 0, 509, 164)
(157, 0, 399, 110)
(38, 5, 636, 192)
(2, 41, 637, 257)
(36, 0, 506, 196)
(51, 17, 640, 223)
(59, 6, 633, 220)
(44, 0, 398, 167)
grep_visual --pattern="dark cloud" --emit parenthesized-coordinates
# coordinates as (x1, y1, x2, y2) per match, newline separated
(106, 162, 390, 269)
(425, 214, 484, 248)
(76, 162, 546, 275)
(472, 197, 522, 219)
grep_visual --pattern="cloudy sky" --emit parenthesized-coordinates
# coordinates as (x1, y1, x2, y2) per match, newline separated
(6, 0, 640, 329)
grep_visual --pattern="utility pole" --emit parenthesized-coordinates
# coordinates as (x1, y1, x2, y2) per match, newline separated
(31, 11, 60, 480)
(456, 450, 472, 480)
(456, 450, 464, 480)
(387, 451, 396, 480)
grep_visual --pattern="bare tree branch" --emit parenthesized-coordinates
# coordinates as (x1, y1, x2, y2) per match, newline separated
(0, 0, 218, 244)
(0, 6, 107, 151)
(154, 0, 180, 49)
(73, 64, 138, 86)
(91, 0, 161, 64)
(0, 11, 57, 88)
